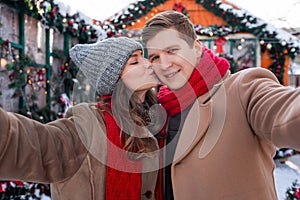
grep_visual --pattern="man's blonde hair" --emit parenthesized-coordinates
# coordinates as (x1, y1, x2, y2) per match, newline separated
(142, 10, 197, 47)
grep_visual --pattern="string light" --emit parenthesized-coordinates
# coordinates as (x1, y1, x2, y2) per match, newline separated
(267, 43, 272, 49)
(281, 41, 287, 46)
(0, 58, 7, 70)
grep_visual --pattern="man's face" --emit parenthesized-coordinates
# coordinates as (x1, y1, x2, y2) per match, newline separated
(146, 28, 202, 90)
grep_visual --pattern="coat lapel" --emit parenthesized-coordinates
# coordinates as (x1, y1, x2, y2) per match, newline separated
(172, 78, 227, 165)
(173, 99, 212, 165)
(198, 83, 227, 159)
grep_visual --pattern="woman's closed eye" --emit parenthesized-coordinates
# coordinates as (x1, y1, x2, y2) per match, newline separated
(129, 60, 138, 65)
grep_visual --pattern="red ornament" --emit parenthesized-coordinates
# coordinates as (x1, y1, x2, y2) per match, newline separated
(107, 31, 115, 37)
(52, 7, 57, 13)
(68, 19, 74, 26)
(60, 65, 65, 71)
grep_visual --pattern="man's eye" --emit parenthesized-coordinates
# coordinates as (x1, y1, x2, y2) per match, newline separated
(150, 56, 159, 63)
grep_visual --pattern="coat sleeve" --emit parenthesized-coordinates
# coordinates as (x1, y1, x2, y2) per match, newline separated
(238, 68, 300, 151)
(0, 105, 90, 184)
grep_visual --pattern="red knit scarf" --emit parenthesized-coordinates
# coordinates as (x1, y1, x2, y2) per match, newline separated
(158, 47, 230, 116)
(98, 102, 142, 200)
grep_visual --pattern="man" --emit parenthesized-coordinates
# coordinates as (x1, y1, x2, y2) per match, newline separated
(142, 10, 300, 200)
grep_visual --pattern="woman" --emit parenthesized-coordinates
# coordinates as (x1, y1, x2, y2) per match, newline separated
(0, 37, 165, 200)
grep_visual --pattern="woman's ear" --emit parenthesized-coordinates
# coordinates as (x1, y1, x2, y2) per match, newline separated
(194, 40, 203, 59)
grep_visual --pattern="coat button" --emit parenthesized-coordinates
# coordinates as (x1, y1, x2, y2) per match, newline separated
(144, 190, 153, 199)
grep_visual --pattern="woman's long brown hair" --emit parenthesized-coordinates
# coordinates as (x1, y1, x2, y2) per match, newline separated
(101, 79, 162, 155)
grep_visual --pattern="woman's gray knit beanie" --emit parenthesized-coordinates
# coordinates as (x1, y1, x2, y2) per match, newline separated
(69, 37, 143, 95)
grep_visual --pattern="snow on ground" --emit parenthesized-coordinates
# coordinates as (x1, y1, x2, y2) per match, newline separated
(274, 155, 300, 200)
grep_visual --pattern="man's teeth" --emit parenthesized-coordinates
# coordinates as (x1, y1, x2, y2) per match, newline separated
(166, 72, 177, 78)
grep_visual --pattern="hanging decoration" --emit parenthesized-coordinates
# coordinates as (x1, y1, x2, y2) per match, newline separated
(214, 36, 227, 54)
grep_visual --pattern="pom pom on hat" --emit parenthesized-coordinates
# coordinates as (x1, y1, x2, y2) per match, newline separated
(69, 37, 143, 95)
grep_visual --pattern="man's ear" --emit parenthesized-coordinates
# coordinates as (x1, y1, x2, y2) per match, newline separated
(194, 40, 203, 59)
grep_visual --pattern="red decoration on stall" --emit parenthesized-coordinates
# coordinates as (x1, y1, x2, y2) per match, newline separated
(37, 69, 46, 81)
(173, 2, 185, 13)
(214, 36, 227, 54)
(8, 73, 14, 81)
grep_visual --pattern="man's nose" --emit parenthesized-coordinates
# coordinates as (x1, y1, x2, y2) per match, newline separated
(159, 55, 172, 70)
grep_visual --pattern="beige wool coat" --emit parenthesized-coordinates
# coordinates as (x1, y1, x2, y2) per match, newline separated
(0, 103, 159, 200)
(170, 68, 300, 200)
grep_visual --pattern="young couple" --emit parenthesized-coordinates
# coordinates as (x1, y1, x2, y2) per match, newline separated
(0, 10, 299, 200)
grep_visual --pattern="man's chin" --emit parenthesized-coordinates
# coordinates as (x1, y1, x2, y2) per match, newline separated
(167, 83, 185, 91)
